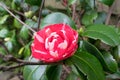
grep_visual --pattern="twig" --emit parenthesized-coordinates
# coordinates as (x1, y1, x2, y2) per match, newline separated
(63, 65, 70, 74)
(0, 53, 62, 71)
(72, 3, 76, 21)
(0, 2, 36, 33)
(105, 0, 116, 25)
(37, 0, 45, 30)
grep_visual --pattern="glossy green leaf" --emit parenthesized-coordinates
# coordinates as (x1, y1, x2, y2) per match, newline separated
(103, 52, 118, 73)
(98, 0, 115, 6)
(25, 0, 42, 6)
(41, 12, 77, 29)
(19, 26, 29, 40)
(71, 52, 105, 80)
(23, 58, 47, 80)
(0, 15, 9, 24)
(83, 24, 120, 46)
(46, 65, 62, 80)
(0, 28, 8, 38)
(82, 41, 118, 72)
(82, 11, 97, 26)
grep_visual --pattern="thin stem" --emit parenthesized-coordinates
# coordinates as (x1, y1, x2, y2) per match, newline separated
(105, 0, 116, 25)
(37, 0, 45, 30)
(0, 2, 36, 33)
(0, 53, 62, 71)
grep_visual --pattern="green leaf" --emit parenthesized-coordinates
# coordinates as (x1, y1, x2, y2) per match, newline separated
(83, 24, 120, 46)
(13, 15, 22, 29)
(82, 11, 97, 26)
(0, 28, 8, 38)
(103, 52, 118, 73)
(98, 0, 115, 6)
(94, 12, 107, 24)
(41, 12, 77, 29)
(25, 0, 42, 6)
(23, 58, 47, 80)
(19, 26, 29, 39)
(0, 15, 9, 24)
(23, 43, 31, 58)
(5, 41, 13, 52)
(82, 41, 118, 72)
(46, 65, 62, 80)
(112, 45, 120, 62)
(71, 52, 105, 80)
(86, 0, 95, 9)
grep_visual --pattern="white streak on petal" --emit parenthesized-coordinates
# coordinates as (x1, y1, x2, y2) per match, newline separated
(45, 28, 50, 33)
(35, 34, 44, 43)
(31, 43, 34, 47)
(45, 32, 59, 49)
(62, 53, 67, 58)
(61, 30, 66, 38)
(48, 39, 57, 50)
(49, 58, 54, 61)
(50, 51, 58, 57)
(50, 32, 59, 37)
(58, 40, 68, 49)
(34, 49, 47, 54)
(45, 37, 49, 49)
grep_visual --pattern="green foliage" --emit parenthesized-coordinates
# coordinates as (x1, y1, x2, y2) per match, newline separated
(71, 52, 105, 80)
(41, 12, 77, 29)
(81, 41, 118, 73)
(83, 24, 120, 46)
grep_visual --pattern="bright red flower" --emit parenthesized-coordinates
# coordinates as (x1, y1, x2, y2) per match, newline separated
(31, 23, 78, 62)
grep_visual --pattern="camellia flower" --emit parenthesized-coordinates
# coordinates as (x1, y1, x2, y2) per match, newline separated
(31, 23, 78, 62)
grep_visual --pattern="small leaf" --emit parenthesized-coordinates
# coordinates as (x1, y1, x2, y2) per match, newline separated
(82, 10, 97, 26)
(46, 65, 62, 80)
(0, 15, 9, 24)
(103, 52, 118, 73)
(5, 41, 13, 52)
(41, 12, 77, 29)
(98, 0, 115, 6)
(0, 28, 8, 38)
(83, 24, 120, 46)
(81, 41, 118, 72)
(71, 52, 105, 80)
(23, 43, 31, 58)
(13, 15, 22, 29)
(23, 58, 47, 80)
